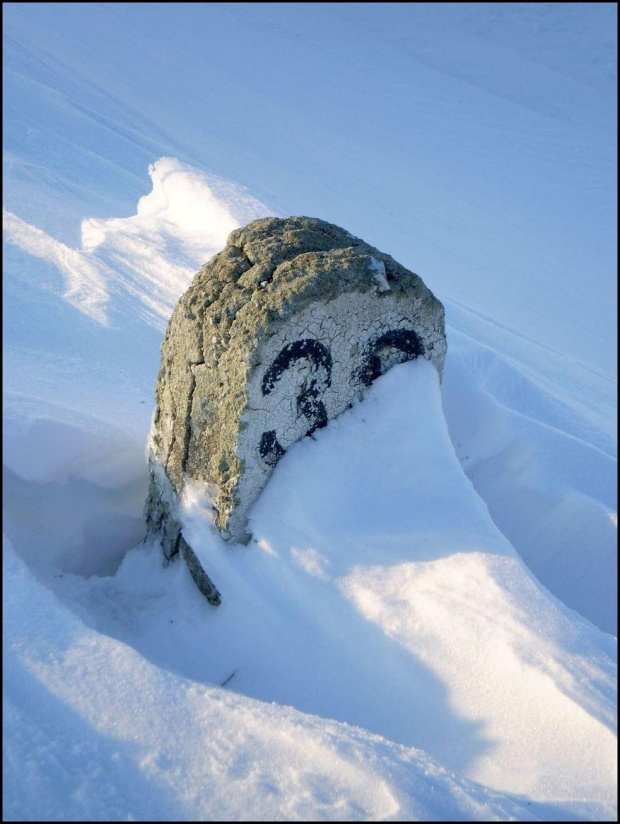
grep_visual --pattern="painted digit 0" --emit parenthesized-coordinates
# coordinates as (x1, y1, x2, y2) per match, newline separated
(357, 329, 424, 386)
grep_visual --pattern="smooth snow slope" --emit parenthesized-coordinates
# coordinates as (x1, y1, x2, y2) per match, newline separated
(8, 529, 609, 824)
(4, 3, 616, 370)
(3, 3, 617, 821)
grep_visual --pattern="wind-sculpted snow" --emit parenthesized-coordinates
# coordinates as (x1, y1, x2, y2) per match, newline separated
(3, 209, 111, 324)
(3, 156, 617, 821)
(5, 154, 616, 631)
(6, 361, 616, 820)
(4, 158, 273, 329)
(3, 2, 617, 819)
(7, 535, 598, 823)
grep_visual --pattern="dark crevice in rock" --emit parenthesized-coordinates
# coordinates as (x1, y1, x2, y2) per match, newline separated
(181, 372, 197, 474)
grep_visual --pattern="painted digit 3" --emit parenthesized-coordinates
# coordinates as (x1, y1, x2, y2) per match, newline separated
(357, 329, 424, 387)
(259, 339, 333, 467)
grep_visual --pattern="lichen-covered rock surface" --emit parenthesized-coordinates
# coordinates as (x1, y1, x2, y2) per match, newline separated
(145, 216, 446, 556)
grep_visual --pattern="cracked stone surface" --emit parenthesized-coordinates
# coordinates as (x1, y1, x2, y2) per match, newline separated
(145, 216, 447, 558)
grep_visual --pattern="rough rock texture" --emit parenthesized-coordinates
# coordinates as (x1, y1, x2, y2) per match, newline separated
(145, 217, 446, 582)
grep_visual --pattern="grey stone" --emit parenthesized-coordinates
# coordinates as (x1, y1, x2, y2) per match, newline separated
(145, 216, 446, 589)
(179, 536, 221, 605)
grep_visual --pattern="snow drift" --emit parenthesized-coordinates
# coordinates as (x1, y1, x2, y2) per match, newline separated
(3, 3, 616, 820)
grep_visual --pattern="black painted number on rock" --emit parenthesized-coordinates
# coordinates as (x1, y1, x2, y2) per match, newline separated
(257, 331, 423, 468)
(259, 339, 333, 465)
(261, 339, 332, 395)
(357, 329, 424, 386)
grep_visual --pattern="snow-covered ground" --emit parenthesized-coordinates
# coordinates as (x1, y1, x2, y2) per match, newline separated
(3, 3, 617, 821)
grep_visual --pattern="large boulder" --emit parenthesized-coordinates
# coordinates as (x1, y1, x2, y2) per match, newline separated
(145, 217, 446, 600)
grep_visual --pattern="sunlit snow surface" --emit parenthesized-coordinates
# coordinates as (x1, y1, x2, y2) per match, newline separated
(2, 3, 617, 821)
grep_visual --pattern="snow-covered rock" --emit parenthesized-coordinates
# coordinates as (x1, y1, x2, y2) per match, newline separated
(145, 216, 446, 561)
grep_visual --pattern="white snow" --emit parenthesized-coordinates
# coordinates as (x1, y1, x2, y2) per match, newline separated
(3, 208, 110, 324)
(2, 3, 617, 821)
(368, 255, 391, 292)
(5, 157, 272, 329)
(7, 534, 584, 823)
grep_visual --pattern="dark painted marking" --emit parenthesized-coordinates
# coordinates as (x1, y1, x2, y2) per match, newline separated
(259, 338, 333, 464)
(296, 386, 328, 436)
(259, 429, 286, 467)
(261, 339, 332, 395)
(358, 328, 424, 386)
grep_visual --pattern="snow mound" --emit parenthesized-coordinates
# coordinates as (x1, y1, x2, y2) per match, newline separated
(2, 4, 616, 812)
(4, 161, 616, 818)
(7, 535, 593, 823)
(3, 361, 617, 820)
